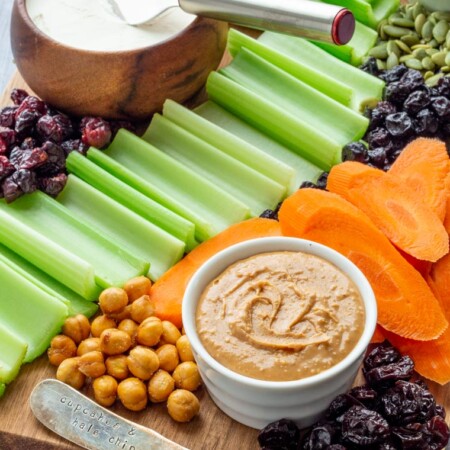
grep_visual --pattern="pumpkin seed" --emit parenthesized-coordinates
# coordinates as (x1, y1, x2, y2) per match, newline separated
(387, 40, 401, 57)
(442, 65, 450, 73)
(405, 58, 423, 70)
(422, 20, 434, 40)
(422, 56, 435, 71)
(399, 54, 416, 63)
(435, 12, 450, 22)
(412, 48, 428, 59)
(386, 52, 399, 70)
(425, 72, 444, 86)
(369, 43, 389, 59)
(424, 70, 434, 80)
(376, 59, 387, 71)
(411, 44, 431, 50)
(395, 39, 411, 54)
(401, 33, 420, 46)
(383, 24, 412, 38)
(412, 2, 423, 20)
(431, 50, 447, 66)
(445, 51, 450, 66)
(426, 48, 439, 56)
(390, 17, 414, 28)
(405, 6, 414, 21)
(414, 13, 426, 34)
(433, 20, 449, 43)
(428, 38, 439, 48)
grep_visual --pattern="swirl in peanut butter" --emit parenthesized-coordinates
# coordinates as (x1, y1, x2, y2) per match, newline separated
(196, 251, 365, 381)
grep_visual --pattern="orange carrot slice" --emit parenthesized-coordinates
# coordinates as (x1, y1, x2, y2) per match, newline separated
(150, 218, 282, 327)
(371, 325, 386, 344)
(278, 188, 448, 341)
(396, 247, 432, 278)
(327, 161, 448, 262)
(389, 138, 449, 222)
(443, 173, 450, 234)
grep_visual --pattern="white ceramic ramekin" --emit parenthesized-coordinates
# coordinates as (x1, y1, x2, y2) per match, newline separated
(182, 237, 377, 430)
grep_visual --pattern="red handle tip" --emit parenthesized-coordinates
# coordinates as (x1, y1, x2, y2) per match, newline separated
(332, 9, 355, 45)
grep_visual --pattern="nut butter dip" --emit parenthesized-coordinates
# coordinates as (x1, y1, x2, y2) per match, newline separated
(196, 251, 365, 381)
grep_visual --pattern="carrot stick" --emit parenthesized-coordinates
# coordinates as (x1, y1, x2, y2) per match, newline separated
(278, 188, 448, 341)
(389, 138, 449, 222)
(327, 161, 448, 262)
(150, 218, 282, 327)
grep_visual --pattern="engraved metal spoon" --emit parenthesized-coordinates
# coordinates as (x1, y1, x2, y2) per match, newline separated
(30, 379, 188, 450)
(107, 0, 355, 45)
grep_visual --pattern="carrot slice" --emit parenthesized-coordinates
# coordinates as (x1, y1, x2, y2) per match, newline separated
(371, 325, 385, 344)
(443, 173, 450, 234)
(278, 188, 448, 341)
(327, 161, 448, 262)
(150, 218, 282, 327)
(396, 247, 432, 278)
(389, 138, 449, 222)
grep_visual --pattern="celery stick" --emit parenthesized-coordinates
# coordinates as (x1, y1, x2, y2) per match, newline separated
(66, 152, 197, 251)
(58, 175, 185, 280)
(161, 99, 295, 190)
(0, 244, 98, 317)
(144, 114, 286, 216)
(195, 101, 323, 192)
(0, 323, 27, 384)
(221, 47, 368, 148)
(227, 29, 352, 107)
(208, 71, 342, 170)
(0, 259, 68, 362)
(0, 194, 149, 289)
(0, 208, 100, 300)
(0, 384, 5, 397)
(312, 21, 378, 66)
(258, 32, 384, 112)
(102, 130, 251, 241)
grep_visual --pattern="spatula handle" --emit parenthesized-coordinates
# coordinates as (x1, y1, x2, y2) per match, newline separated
(179, 0, 355, 45)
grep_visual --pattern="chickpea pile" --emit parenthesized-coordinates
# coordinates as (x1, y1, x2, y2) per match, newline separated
(48, 276, 201, 423)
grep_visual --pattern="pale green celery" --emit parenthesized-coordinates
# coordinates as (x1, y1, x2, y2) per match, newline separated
(227, 29, 352, 107)
(0, 207, 100, 300)
(0, 259, 68, 362)
(102, 130, 251, 241)
(161, 99, 295, 190)
(0, 244, 98, 317)
(195, 101, 322, 192)
(208, 71, 345, 170)
(258, 32, 384, 112)
(312, 21, 378, 66)
(0, 194, 148, 289)
(144, 114, 286, 216)
(66, 152, 197, 251)
(58, 176, 185, 281)
(0, 384, 5, 397)
(319, 0, 399, 28)
(0, 323, 27, 383)
(221, 48, 368, 148)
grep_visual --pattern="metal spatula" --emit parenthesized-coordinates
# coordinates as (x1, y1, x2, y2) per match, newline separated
(108, 0, 355, 45)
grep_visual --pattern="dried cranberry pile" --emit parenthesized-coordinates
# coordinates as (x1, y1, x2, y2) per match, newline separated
(258, 341, 449, 450)
(344, 64, 450, 171)
(0, 89, 133, 203)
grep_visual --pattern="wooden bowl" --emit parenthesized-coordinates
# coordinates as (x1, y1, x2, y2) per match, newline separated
(11, 0, 228, 120)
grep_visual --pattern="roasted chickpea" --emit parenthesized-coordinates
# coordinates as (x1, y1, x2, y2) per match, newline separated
(130, 295, 155, 324)
(78, 351, 106, 378)
(91, 315, 116, 338)
(105, 355, 129, 380)
(108, 305, 132, 322)
(156, 345, 179, 373)
(99, 287, 129, 315)
(62, 314, 91, 344)
(137, 316, 162, 347)
(172, 362, 201, 391)
(159, 321, 182, 346)
(77, 337, 101, 356)
(48, 335, 77, 366)
(92, 375, 118, 407)
(148, 370, 175, 403)
(124, 276, 152, 302)
(167, 389, 200, 422)
(118, 319, 138, 346)
(127, 346, 160, 380)
(117, 378, 147, 411)
(176, 335, 194, 362)
(100, 329, 132, 355)
(56, 357, 86, 390)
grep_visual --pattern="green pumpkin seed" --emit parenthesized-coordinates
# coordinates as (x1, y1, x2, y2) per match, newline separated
(425, 72, 444, 86)
(436, 12, 450, 22)
(412, 48, 428, 59)
(445, 51, 450, 67)
(387, 40, 401, 57)
(412, 2, 423, 20)
(429, 38, 440, 48)
(414, 13, 426, 34)
(399, 54, 416, 62)
(390, 17, 414, 28)
(431, 50, 447, 66)
(442, 65, 450, 73)
(376, 59, 387, 70)
(383, 24, 412, 38)
(401, 33, 420, 46)
(424, 70, 434, 80)
(395, 39, 411, 54)
(386, 52, 399, 70)
(422, 56, 435, 71)
(426, 48, 439, 56)
(369, 43, 389, 59)
(422, 20, 434, 40)
(433, 20, 449, 43)
(446, 30, 450, 48)
(405, 7, 414, 21)
(405, 58, 423, 70)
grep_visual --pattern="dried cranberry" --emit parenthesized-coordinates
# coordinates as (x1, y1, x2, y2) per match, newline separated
(109, 120, 136, 138)
(342, 141, 369, 163)
(302, 422, 337, 449)
(10, 88, 29, 106)
(36, 114, 74, 143)
(2, 176, 23, 203)
(435, 404, 446, 419)
(403, 90, 431, 115)
(369, 101, 397, 130)
(0, 138, 8, 155)
(0, 106, 18, 128)
(431, 96, 450, 117)
(360, 57, 380, 76)
(341, 406, 390, 446)
(81, 117, 112, 148)
(415, 108, 438, 135)
(385, 112, 413, 137)
(391, 426, 426, 449)
(20, 137, 38, 150)
(38, 173, 68, 197)
(316, 172, 328, 189)
(384, 81, 411, 105)
(379, 65, 408, 84)
(327, 446, 347, 450)
(14, 109, 41, 135)
(399, 69, 424, 92)
(15, 95, 47, 117)
(258, 419, 300, 450)
(366, 128, 391, 149)
(10, 169, 37, 194)
(37, 141, 66, 176)
(365, 355, 414, 388)
(0, 156, 14, 180)
(422, 415, 450, 450)
(364, 341, 401, 371)
(367, 147, 388, 168)
(9, 147, 48, 171)
(435, 76, 450, 97)
(348, 385, 378, 409)
(326, 394, 363, 420)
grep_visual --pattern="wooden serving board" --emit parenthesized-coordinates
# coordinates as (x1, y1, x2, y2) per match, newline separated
(0, 71, 450, 450)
